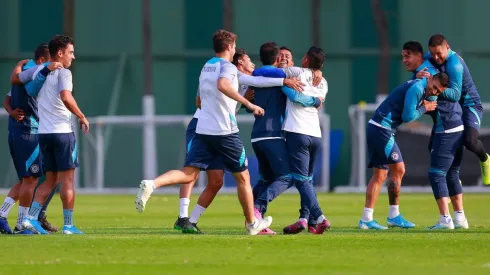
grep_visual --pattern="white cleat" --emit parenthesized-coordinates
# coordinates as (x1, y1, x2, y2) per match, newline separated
(246, 216, 273, 235)
(426, 220, 455, 230)
(454, 219, 469, 229)
(135, 180, 154, 213)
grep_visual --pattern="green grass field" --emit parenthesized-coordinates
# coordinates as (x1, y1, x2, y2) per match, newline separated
(1, 193, 490, 274)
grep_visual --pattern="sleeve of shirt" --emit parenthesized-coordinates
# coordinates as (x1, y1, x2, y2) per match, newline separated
(219, 62, 237, 82)
(25, 65, 51, 97)
(58, 69, 73, 93)
(439, 55, 463, 102)
(281, 67, 304, 78)
(402, 82, 426, 123)
(281, 86, 321, 108)
(18, 66, 39, 84)
(237, 73, 284, 87)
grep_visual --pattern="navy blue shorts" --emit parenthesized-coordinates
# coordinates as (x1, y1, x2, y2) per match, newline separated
(184, 133, 247, 173)
(285, 132, 321, 178)
(8, 132, 43, 179)
(39, 133, 79, 173)
(429, 131, 464, 178)
(252, 138, 291, 181)
(367, 123, 403, 170)
(462, 105, 483, 131)
(185, 118, 225, 171)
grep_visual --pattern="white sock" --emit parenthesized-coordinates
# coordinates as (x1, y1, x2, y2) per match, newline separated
(317, 215, 326, 224)
(189, 204, 206, 224)
(0, 197, 15, 218)
(179, 198, 190, 218)
(298, 218, 308, 225)
(388, 205, 400, 219)
(246, 218, 257, 228)
(361, 207, 374, 222)
(17, 206, 29, 228)
(454, 210, 465, 222)
(440, 215, 452, 224)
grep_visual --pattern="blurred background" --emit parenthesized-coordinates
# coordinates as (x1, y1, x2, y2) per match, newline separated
(1, 0, 490, 192)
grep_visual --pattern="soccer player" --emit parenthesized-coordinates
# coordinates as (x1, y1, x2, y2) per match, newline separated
(417, 34, 490, 185)
(176, 48, 304, 234)
(21, 35, 89, 235)
(278, 47, 331, 234)
(278, 46, 294, 68)
(136, 29, 272, 235)
(0, 44, 61, 234)
(359, 73, 449, 230)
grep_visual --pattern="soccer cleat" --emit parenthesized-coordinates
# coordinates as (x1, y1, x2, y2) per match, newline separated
(182, 222, 203, 234)
(283, 220, 307, 234)
(426, 220, 455, 230)
(481, 154, 490, 185)
(22, 218, 49, 234)
(13, 226, 34, 235)
(135, 180, 155, 213)
(313, 219, 331, 235)
(454, 219, 469, 229)
(257, 228, 276, 235)
(387, 214, 416, 229)
(0, 217, 12, 234)
(40, 216, 59, 233)
(308, 224, 317, 234)
(246, 216, 273, 235)
(358, 220, 388, 230)
(62, 225, 84, 234)
(174, 216, 188, 230)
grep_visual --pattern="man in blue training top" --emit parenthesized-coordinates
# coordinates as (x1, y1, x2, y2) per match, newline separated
(417, 34, 490, 185)
(249, 42, 324, 234)
(0, 44, 62, 234)
(359, 73, 448, 230)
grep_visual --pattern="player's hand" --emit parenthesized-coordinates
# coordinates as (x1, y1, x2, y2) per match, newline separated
(416, 68, 431, 79)
(284, 78, 305, 92)
(244, 88, 254, 101)
(423, 100, 437, 112)
(316, 97, 325, 110)
(79, 117, 90, 133)
(10, 108, 25, 122)
(17, 59, 29, 67)
(47, 62, 64, 71)
(246, 103, 264, 116)
(312, 70, 323, 86)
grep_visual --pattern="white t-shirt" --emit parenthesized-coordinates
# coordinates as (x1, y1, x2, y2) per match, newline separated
(283, 69, 328, 138)
(33, 67, 74, 134)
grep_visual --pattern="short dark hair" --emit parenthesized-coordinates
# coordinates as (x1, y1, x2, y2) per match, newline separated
(306, 46, 325, 70)
(232, 48, 247, 66)
(434, 72, 450, 87)
(34, 43, 50, 60)
(48, 35, 74, 57)
(428, 34, 447, 47)
(280, 46, 292, 54)
(259, 42, 280, 65)
(402, 41, 423, 55)
(212, 29, 237, 53)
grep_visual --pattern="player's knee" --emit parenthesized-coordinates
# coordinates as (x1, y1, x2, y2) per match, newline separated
(22, 176, 38, 185)
(371, 169, 388, 185)
(207, 178, 223, 194)
(428, 171, 448, 200)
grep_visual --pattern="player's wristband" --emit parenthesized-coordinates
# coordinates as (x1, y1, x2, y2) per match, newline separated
(313, 97, 322, 108)
(418, 106, 427, 114)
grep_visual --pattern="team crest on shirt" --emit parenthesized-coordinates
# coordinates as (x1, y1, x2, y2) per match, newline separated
(30, 164, 40, 174)
(244, 158, 248, 167)
(390, 152, 399, 161)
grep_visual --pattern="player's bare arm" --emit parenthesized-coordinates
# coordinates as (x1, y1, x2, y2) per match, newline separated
(3, 93, 24, 122)
(312, 70, 323, 86)
(283, 78, 305, 91)
(217, 77, 264, 116)
(60, 90, 89, 133)
(10, 59, 29, 84)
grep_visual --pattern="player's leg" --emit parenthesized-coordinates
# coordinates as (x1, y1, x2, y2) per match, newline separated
(38, 183, 60, 233)
(427, 132, 460, 230)
(251, 142, 272, 202)
(183, 169, 224, 234)
(359, 124, 394, 230)
(23, 171, 58, 234)
(462, 106, 490, 184)
(385, 160, 414, 228)
(0, 180, 20, 234)
(136, 133, 210, 213)
(446, 141, 468, 229)
(216, 133, 272, 235)
(174, 118, 199, 229)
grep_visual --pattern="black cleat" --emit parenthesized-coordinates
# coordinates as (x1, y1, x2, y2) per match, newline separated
(40, 216, 59, 233)
(174, 216, 189, 230)
(182, 221, 203, 234)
